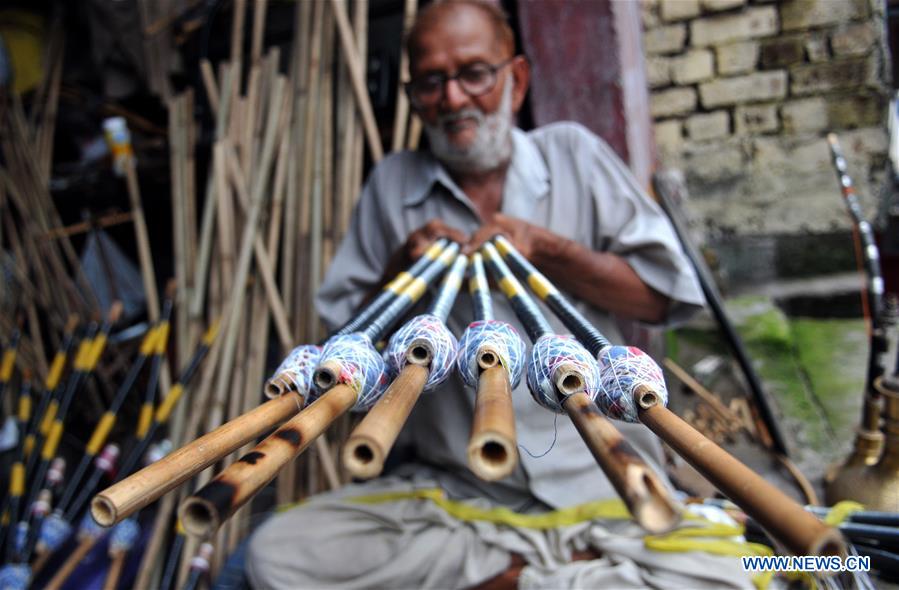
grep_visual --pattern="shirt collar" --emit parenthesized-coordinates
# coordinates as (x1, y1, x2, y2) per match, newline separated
(401, 127, 550, 208)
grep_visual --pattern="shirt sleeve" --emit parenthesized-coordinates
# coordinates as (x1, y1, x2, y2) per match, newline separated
(578, 126, 705, 325)
(314, 169, 395, 331)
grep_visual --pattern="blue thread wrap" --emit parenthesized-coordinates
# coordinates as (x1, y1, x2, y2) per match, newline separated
(79, 511, 107, 539)
(315, 333, 389, 411)
(269, 344, 322, 396)
(456, 320, 526, 389)
(595, 345, 667, 423)
(109, 518, 140, 552)
(526, 334, 601, 413)
(0, 564, 29, 590)
(385, 314, 458, 391)
(38, 513, 72, 553)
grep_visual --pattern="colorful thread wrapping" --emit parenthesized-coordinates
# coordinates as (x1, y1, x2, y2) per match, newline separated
(456, 320, 526, 389)
(13, 522, 28, 556)
(38, 513, 72, 553)
(269, 344, 322, 396)
(385, 314, 458, 391)
(79, 511, 107, 539)
(315, 333, 389, 411)
(109, 518, 140, 552)
(595, 345, 667, 423)
(526, 334, 601, 413)
(0, 564, 29, 590)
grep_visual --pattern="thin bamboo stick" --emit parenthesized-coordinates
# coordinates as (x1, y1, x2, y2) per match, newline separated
(468, 365, 518, 481)
(251, 0, 268, 65)
(391, 0, 417, 153)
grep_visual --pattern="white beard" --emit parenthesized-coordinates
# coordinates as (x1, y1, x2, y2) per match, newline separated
(424, 75, 514, 173)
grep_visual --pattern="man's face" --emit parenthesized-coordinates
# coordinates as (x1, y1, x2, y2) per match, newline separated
(409, 6, 528, 170)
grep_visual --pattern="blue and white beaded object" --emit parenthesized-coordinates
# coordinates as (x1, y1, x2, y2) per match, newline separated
(385, 314, 458, 391)
(526, 334, 601, 413)
(595, 345, 667, 423)
(79, 511, 108, 539)
(109, 518, 140, 552)
(0, 563, 29, 590)
(38, 512, 72, 553)
(270, 344, 322, 396)
(456, 320, 526, 389)
(316, 333, 389, 411)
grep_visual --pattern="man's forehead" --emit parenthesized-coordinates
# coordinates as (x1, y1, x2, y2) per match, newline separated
(409, 3, 509, 69)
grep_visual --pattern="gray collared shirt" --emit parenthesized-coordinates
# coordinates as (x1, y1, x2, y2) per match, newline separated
(316, 122, 704, 509)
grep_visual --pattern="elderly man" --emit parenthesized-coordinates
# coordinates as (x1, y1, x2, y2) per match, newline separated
(247, 1, 752, 588)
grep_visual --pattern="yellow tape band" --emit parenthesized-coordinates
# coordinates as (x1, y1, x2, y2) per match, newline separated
(40, 401, 59, 436)
(46, 352, 66, 390)
(176, 518, 186, 535)
(137, 403, 154, 438)
(17, 395, 31, 423)
(386, 272, 412, 294)
(203, 320, 220, 345)
(424, 241, 444, 260)
(498, 277, 520, 299)
(437, 248, 456, 265)
(494, 236, 512, 256)
(405, 278, 428, 302)
(24, 434, 35, 458)
(86, 412, 117, 456)
(155, 322, 171, 354)
(155, 383, 184, 424)
(10, 463, 25, 496)
(74, 339, 93, 371)
(87, 334, 108, 369)
(139, 326, 158, 356)
(0, 350, 16, 382)
(43, 421, 64, 459)
(527, 274, 556, 300)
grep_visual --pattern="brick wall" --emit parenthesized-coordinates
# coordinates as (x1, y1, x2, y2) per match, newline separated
(643, 0, 890, 245)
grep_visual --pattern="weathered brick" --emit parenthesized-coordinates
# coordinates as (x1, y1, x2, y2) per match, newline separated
(760, 37, 805, 68)
(734, 104, 779, 134)
(646, 57, 672, 88)
(716, 41, 759, 75)
(790, 58, 877, 95)
(685, 143, 744, 182)
(660, 0, 700, 21)
(780, 0, 869, 32)
(654, 119, 684, 155)
(699, 70, 787, 108)
(701, 0, 746, 12)
(781, 98, 828, 133)
(838, 127, 888, 158)
(641, 0, 661, 29)
(651, 87, 698, 117)
(805, 35, 829, 63)
(827, 95, 885, 128)
(644, 23, 688, 55)
(690, 6, 778, 47)
(686, 111, 730, 140)
(831, 23, 879, 57)
(671, 50, 715, 84)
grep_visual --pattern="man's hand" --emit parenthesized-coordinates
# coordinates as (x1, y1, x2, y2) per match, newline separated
(405, 219, 469, 259)
(464, 213, 559, 259)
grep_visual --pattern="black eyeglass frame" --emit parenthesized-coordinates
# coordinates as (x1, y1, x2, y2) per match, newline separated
(404, 56, 520, 108)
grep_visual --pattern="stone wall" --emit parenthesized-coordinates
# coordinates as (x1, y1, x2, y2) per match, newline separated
(642, 0, 891, 277)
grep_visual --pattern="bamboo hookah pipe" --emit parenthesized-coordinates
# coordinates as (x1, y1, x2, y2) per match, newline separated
(492, 236, 846, 556)
(342, 253, 467, 478)
(177, 244, 460, 538)
(825, 133, 890, 502)
(264, 238, 452, 399)
(23, 302, 121, 524)
(458, 252, 526, 481)
(93, 244, 454, 528)
(20, 315, 79, 463)
(481, 242, 680, 534)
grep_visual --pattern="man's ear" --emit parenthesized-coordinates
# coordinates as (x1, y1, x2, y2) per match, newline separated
(510, 55, 531, 115)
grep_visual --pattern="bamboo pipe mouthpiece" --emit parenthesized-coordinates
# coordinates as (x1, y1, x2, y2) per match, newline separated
(342, 364, 430, 479)
(91, 392, 305, 527)
(468, 364, 518, 481)
(554, 364, 587, 397)
(313, 360, 342, 391)
(406, 338, 434, 366)
(563, 391, 681, 534)
(180, 384, 357, 538)
(264, 373, 294, 398)
(634, 384, 846, 556)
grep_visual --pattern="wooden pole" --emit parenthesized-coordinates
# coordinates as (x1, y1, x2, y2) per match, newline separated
(90, 392, 305, 527)
(391, 0, 416, 152)
(43, 536, 97, 590)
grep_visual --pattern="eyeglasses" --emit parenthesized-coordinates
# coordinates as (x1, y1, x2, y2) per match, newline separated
(405, 57, 517, 107)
